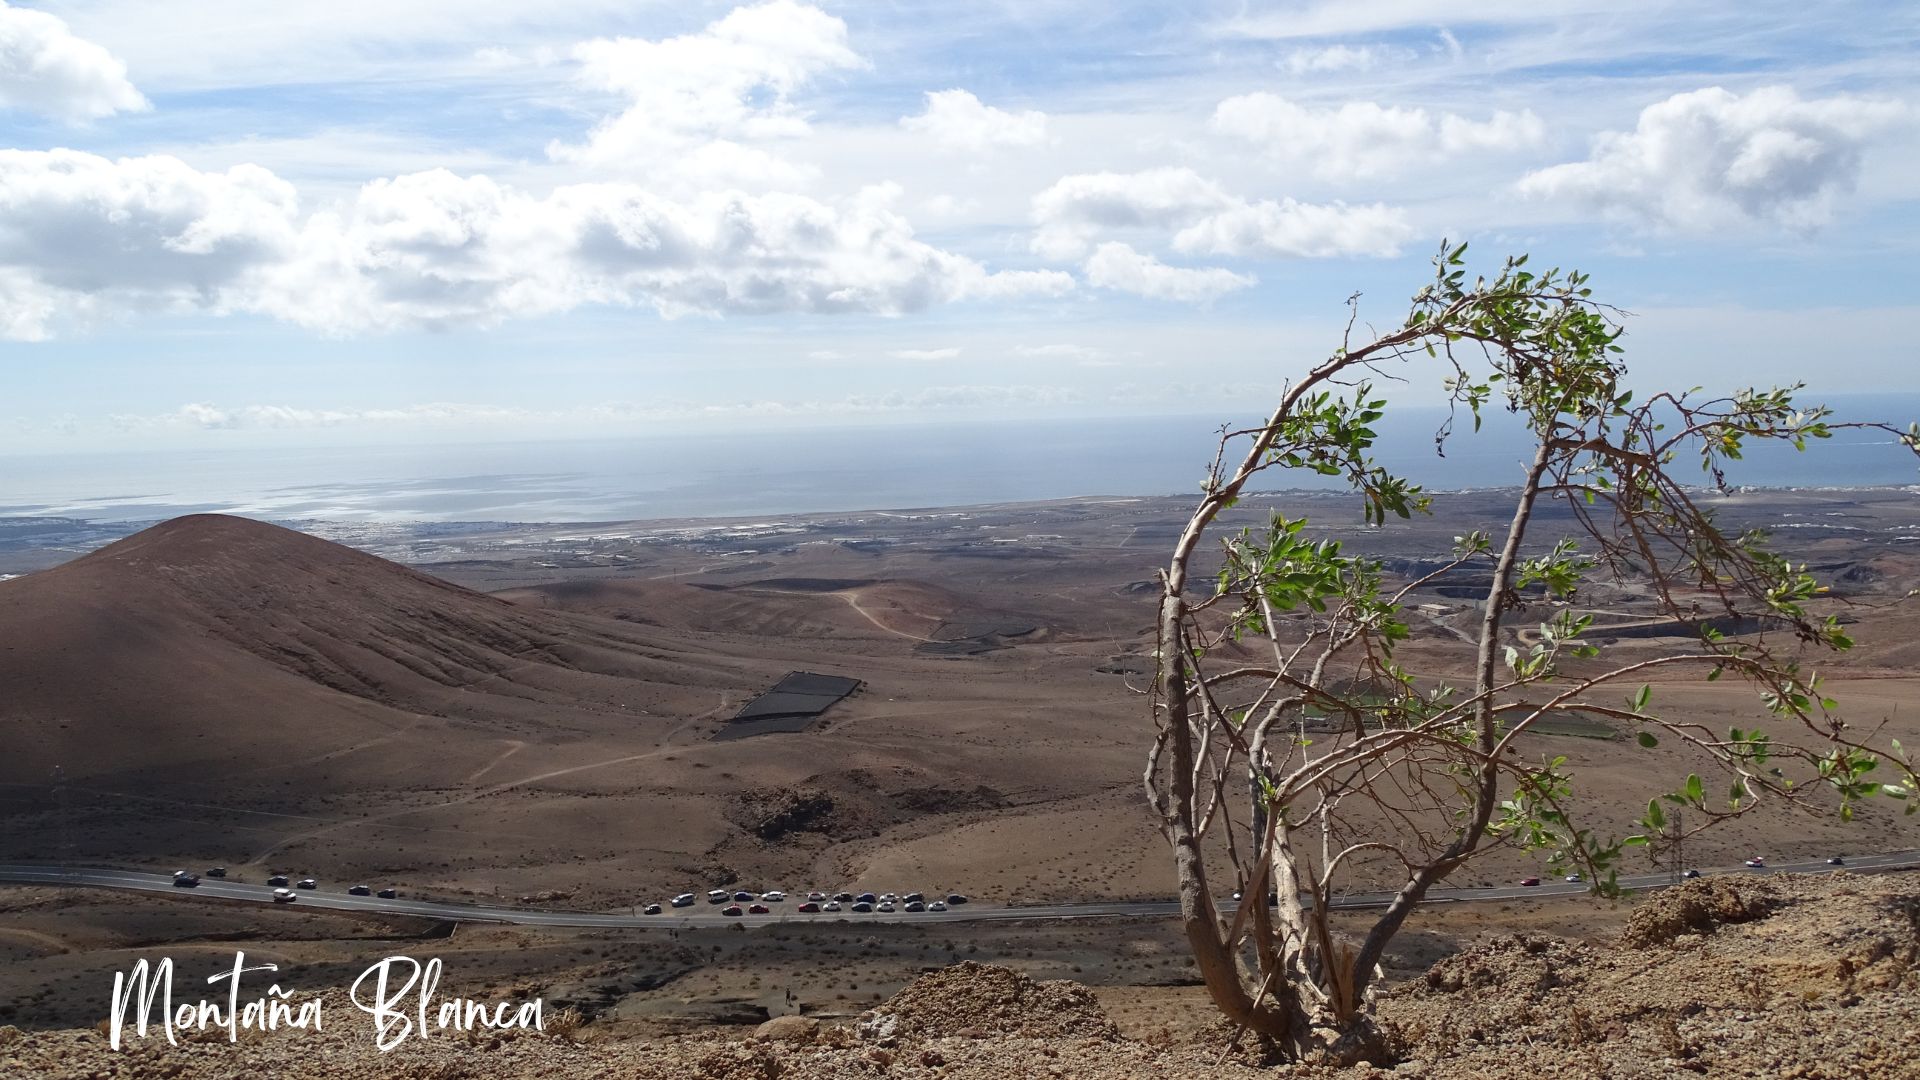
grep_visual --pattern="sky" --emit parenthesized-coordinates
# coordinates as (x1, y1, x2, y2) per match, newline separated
(0, 0, 1915, 453)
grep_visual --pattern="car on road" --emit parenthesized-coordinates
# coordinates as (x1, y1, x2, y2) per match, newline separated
(708, 890, 730, 904)
(267, 875, 290, 887)
(643, 903, 662, 915)
(722, 905, 743, 917)
(272, 888, 296, 903)
(945, 894, 968, 905)
(296, 878, 318, 889)
(172, 873, 200, 888)
(748, 903, 770, 914)
(1827, 856, 1846, 866)
(856, 892, 877, 905)
(833, 892, 854, 903)
(1519, 877, 1541, 887)
(851, 902, 873, 913)
(672, 893, 696, 907)
(205, 867, 227, 879)
(904, 900, 925, 912)
(1744, 857, 1766, 869)
(797, 901, 821, 913)
(760, 891, 784, 902)
(823, 901, 842, 912)
(928, 900, 947, 912)
(377, 888, 398, 899)
(1565, 874, 1582, 883)
(348, 885, 372, 896)
(1683, 868, 1702, 879)
(733, 891, 754, 902)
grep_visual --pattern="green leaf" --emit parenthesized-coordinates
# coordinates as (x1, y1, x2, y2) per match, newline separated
(1636, 731, 1659, 749)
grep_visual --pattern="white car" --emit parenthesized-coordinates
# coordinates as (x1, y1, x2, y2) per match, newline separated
(707, 889, 731, 904)
(928, 900, 947, 912)
(876, 902, 896, 913)
(760, 891, 785, 902)
(671, 893, 696, 908)
(822, 901, 842, 912)
(272, 888, 296, 903)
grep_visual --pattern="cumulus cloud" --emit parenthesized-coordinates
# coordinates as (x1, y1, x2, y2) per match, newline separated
(1030, 166, 1412, 264)
(0, 2, 147, 121)
(1210, 93, 1545, 180)
(900, 89, 1047, 151)
(1518, 85, 1908, 232)
(548, 1, 865, 190)
(888, 347, 961, 360)
(0, 152, 1073, 338)
(1082, 242, 1254, 303)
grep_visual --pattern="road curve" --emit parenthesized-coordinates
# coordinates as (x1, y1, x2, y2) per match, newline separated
(1, 853, 1915, 931)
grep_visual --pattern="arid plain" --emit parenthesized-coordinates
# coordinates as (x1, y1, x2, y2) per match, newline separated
(1, 485, 1917, 1035)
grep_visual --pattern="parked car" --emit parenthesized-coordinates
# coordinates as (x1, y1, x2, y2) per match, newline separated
(1519, 877, 1541, 887)
(733, 891, 754, 902)
(878, 893, 899, 905)
(272, 888, 296, 903)
(833, 892, 854, 903)
(903, 892, 925, 904)
(945, 894, 968, 905)
(851, 902, 873, 913)
(856, 892, 877, 905)
(806, 891, 827, 902)
(722, 905, 743, 917)
(205, 867, 228, 879)
(672, 893, 696, 907)
(708, 890, 731, 904)
(376, 888, 398, 899)
(643, 903, 662, 915)
(797, 901, 821, 913)
(748, 903, 769, 914)
(296, 878, 318, 889)
(928, 900, 947, 912)
(267, 874, 289, 887)
(823, 901, 842, 912)
(348, 885, 372, 896)
(761, 891, 785, 902)
(904, 900, 925, 912)
(877, 902, 896, 913)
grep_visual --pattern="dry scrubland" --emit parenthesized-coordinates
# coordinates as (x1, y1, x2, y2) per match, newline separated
(0, 488, 1917, 1061)
(0, 874, 1915, 1078)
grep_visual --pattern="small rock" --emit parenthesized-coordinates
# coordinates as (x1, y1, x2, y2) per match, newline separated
(754, 1015, 820, 1044)
(920, 1048, 946, 1067)
(865, 1047, 895, 1067)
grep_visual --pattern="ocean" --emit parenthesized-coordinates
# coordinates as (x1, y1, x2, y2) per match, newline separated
(3, 398, 1916, 524)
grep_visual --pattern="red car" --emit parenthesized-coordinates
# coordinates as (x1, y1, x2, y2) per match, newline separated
(797, 901, 821, 913)
(722, 905, 744, 917)
(1519, 877, 1541, 887)
(748, 903, 770, 914)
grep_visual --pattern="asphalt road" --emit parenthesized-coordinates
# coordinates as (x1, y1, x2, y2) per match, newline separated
(3, 851, 1915, 931)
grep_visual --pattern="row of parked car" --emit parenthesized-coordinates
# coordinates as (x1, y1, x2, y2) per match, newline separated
(633, 889, 971, 917)
(171, 867, 400, 905)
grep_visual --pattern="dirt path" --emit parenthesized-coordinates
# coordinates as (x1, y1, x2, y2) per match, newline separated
(462, 740, 526, 784)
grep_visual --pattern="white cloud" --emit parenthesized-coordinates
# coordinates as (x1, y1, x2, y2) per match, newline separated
(1518, 85, 1909, 232)
(0, 153, 1072, 338)
(901, 89, 1047, 151)
(1209, 93, 1545, 180)
(1082, 242, 1254, 303)
(0, 1, 147, 121)
(1170, 198, 1412, 259)
(1030, 166, 1413, 264)
(888, 347, 961, 360)
(1014, 343, 1104, 360)
(1280, 44, 1404, 75)
(547, 1, 865, 190)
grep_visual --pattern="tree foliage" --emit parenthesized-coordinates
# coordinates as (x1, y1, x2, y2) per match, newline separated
(1145, 244, 1920, 1062)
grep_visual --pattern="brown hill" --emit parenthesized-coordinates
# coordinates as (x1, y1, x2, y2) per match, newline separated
(0, 515, 748, 791)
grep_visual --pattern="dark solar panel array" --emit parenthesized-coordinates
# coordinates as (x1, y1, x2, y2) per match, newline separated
(713, 671, 863, 741)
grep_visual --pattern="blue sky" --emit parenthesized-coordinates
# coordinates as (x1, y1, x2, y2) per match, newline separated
(0, 0, 1915, 452)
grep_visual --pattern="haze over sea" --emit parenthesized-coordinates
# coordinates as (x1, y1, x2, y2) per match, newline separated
(6, 395, 1917, 525)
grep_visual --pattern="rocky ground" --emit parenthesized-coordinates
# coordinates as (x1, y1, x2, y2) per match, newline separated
(3, 873, 1914, 1078)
